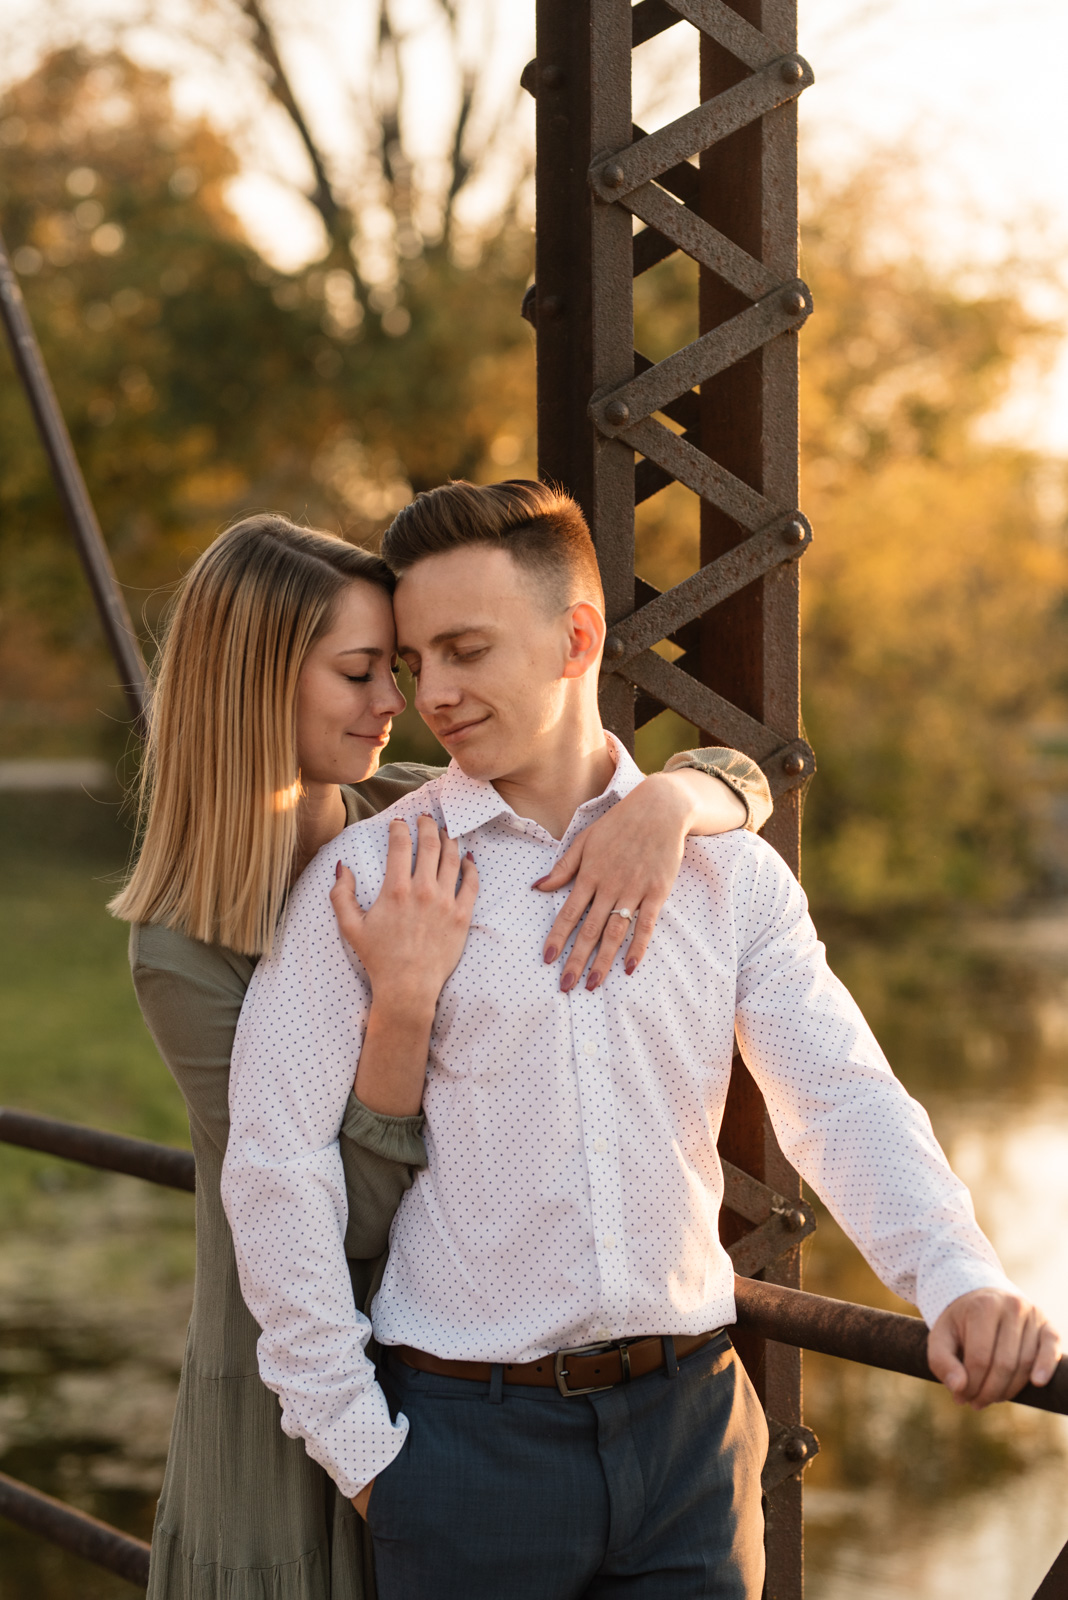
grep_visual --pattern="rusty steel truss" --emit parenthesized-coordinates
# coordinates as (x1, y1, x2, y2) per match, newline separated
(529, 0, 814, 1590)
(4, 3, 1068, 1596)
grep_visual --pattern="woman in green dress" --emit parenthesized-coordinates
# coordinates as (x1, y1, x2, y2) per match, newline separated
(109, 512, 773, 1600)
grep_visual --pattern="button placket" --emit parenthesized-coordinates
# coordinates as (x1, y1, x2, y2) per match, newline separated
(568, 985, 629, 1331)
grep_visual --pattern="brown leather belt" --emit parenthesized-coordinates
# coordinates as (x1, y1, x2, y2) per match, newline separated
(393, 1330, 724, 1398)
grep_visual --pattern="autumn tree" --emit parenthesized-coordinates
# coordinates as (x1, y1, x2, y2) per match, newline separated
(797, 176, 1068, 911)
(0, 45, 534, 761)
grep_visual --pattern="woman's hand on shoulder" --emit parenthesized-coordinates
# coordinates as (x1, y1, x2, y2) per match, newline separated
(534, 768, 746, 993)
(331, 816, 478, 1016)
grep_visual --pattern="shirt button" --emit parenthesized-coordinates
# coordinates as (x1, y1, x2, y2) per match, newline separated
(603, 1235, 616, 1250)
(583, 1041, 597, 1058)
(594, 1328, 612, 1341)
(593, 1138, 607, 1154)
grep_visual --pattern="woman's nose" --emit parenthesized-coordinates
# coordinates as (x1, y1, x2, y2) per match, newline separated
(377, 676, 407, 716)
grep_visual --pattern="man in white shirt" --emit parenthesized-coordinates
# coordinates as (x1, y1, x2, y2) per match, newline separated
(222, 479, 1059, 1600)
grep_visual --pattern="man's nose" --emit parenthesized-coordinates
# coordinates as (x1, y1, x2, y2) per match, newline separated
(414, 664, 461, 717)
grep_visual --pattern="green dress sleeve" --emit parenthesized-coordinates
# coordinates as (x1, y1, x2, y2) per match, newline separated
(663, 748, 773, 833)
(354, 751, 773, 832)
(129, 922, 425, 1260)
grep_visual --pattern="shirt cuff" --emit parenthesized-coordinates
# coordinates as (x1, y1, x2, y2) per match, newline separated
(916, 1261, 1019, 1330)
(297, 1372, 410, 1500)
(340, 1093, 428, 1169)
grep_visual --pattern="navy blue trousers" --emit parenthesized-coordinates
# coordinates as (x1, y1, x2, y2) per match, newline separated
(367, 1333, 768, 1599)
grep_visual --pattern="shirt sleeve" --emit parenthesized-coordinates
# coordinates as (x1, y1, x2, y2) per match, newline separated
(664, 747, 773, 833)
(129, 922, 425, 1263)
(732, 842, 1015, 1328)
(220, 846, 406, 1498)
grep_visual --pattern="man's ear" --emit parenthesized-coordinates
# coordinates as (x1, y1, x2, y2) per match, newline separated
(561, 601, 606, 681)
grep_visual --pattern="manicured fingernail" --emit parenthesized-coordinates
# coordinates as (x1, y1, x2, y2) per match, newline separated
(561, 972, 576, 993)
(586, 971, 600, 991)
(1035, 1367, 1051, 1385)
(335, 861, 343, 880)
(544, 945, 558, 964)
(466, 852, 474, 861)
(625, 958, 637, 975)
(532, 876, 548, 888)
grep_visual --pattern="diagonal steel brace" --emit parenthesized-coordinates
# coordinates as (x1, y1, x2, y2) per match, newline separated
(588, 53, 814, 201)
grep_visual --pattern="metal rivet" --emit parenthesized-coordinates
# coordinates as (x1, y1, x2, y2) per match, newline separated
(781, 517, 807, 546)
(540, 63, 563, 88)
(603, 634, 625, 662)
(601, 163, 626, 189)
(782, 751, 806, 776)
(781, 1206, 807, 1232)
(780, 57, 805, 84)
(540, 294, 563, 319)
(604, 399, 630, 427)
(783, 1435, 808, 1462)
(781, 288, 807, 316)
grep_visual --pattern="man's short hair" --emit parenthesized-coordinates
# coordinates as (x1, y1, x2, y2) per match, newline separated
(382, 479, 605, 614)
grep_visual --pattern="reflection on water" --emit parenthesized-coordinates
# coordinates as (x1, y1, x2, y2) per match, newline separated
(0, 1174, 192, 1597)
(804, 911, 1068, 1599)
(3, 914, 1068, 1595)
(807, 1456, 1068, 1600)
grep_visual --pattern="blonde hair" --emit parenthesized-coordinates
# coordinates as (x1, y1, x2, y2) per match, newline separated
(110, 514, 395, 955)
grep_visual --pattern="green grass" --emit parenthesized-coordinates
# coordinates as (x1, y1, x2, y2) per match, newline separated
(0, 792, 190, 1207)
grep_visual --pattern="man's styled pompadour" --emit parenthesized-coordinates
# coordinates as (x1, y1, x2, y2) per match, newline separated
(382, 479, 605, 614)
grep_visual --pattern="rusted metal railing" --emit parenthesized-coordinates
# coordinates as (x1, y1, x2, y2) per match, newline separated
(0, 1107, 195, 1191)
(0, 1470, 151, 1588)
(2, 1111, 1067, 1593)
(733, 1275, 1068, 1417)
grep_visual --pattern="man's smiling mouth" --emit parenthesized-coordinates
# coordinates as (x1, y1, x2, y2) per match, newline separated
(437, 716, 489, 742)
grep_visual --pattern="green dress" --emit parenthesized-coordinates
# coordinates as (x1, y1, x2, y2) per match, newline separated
(130, 753, 772, 1600)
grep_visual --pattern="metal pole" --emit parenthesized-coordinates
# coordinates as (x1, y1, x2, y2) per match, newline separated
(534, 1, 814, 1589)
(0, 1470, 150, 1588)
(0, 1107, 195, 1192)
(0, 225, 148, 730)
(695, 5, 808, 1589)
(1033, 1538, 1068, 1600)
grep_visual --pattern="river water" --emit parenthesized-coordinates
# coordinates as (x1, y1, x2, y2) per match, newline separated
(2, 904, 1068, 1596)
(802, 911, 1068, 1598)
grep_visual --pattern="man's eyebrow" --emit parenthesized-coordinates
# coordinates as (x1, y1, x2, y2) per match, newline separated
(427, 625, 497, 646)
(335, 646, 384, 658)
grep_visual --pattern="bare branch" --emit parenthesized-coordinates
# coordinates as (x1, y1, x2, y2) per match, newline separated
(371, 0, 418, 256)
(236, 0, 364, 286)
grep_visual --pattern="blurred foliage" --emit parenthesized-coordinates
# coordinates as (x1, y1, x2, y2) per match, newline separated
(0, 47, 534, 764)
(3, 48, 1068, 907)
(798, 176, 1068, 912)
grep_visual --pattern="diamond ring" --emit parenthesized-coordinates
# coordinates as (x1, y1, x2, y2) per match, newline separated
(609, 907, 635, 921)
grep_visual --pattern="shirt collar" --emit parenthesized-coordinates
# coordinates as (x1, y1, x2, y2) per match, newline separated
(437, 731, 645, 842)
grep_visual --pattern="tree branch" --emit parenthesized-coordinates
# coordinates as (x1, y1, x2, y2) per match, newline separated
(237, 0, 364, 286)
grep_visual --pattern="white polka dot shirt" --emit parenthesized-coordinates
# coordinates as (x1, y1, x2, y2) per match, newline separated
(221, 736, 1013, 1497)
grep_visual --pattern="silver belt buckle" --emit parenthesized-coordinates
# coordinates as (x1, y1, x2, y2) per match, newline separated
(554, 1339, 627, 1398)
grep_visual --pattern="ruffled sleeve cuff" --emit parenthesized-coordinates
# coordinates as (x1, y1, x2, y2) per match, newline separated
(664, 747, 774, 834)
(340, 1093, 428, 1169)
